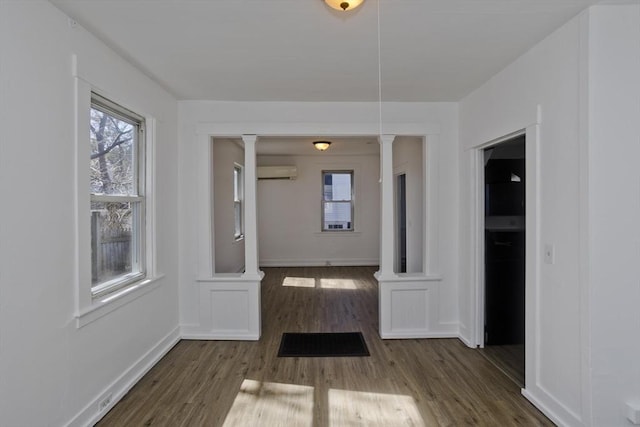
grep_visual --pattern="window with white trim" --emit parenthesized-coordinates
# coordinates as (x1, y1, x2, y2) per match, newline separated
(234, 164, 243, 239)
(322, 170, 354, 231)
(90, 93, 145, 297)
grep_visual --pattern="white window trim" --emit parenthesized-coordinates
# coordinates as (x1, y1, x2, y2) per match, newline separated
(74, 78, 159, 328)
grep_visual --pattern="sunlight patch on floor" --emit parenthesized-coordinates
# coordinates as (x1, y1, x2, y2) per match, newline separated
(328, 388, 425, 426)
(320, 278, 357, 289)
(282, 276, 316, 288)
(282, 277, 360, 289)
(223, 379, 314, 426)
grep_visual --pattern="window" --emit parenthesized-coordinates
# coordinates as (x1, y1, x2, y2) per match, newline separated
(322, 171, 354, 231)
(90, 93, 145, 297)
(234, 164, 243, 239)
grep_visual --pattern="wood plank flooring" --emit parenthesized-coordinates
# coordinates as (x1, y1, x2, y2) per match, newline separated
(479, 344, 525, 388)
(97, 266, 553, 426)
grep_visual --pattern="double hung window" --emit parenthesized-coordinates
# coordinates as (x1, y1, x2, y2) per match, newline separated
(322, 171, 354, 231)
(89, 93, 145, 297)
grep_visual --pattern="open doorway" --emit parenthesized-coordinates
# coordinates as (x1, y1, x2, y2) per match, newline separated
(482, 135, 525, 387)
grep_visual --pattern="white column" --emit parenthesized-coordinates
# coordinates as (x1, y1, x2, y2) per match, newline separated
(378, 134, 396, 279)
(423, 134, 439, 275)
(196, 133, 213, 278)
(242, 134, 260, 279)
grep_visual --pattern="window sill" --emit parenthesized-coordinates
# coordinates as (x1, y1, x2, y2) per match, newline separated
(75, 274, 165, 328)
(314, 231, 362, 236)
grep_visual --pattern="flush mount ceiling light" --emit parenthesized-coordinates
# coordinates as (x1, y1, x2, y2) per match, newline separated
(324, 0, 365, 11)
(313, 141, 332, 151)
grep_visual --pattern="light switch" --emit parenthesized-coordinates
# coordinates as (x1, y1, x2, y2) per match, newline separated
(627, 401, 640, 425)
(544, 244, 555, 264)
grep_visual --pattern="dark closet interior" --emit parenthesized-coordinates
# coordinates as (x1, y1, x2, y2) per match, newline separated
(483, 136, 525, 386)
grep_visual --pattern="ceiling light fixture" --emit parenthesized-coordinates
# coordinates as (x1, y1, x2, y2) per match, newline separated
(324, 0, 364, 11)
(313, 141, 332, 151)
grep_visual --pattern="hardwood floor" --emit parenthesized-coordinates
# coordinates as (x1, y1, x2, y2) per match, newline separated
(97, 267, 552, 426)
(479, 344, 525, 388)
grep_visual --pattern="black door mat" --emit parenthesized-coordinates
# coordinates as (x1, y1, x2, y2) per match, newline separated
(277, 332, 370, 357)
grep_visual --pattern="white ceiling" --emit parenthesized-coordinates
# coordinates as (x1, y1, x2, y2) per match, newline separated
(49, 0, 614, 102)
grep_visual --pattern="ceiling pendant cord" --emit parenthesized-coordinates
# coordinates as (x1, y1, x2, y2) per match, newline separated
(377, 0, 383, 183)
(377, 0, 383, 139)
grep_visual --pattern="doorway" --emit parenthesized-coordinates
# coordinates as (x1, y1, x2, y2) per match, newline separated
(482, 135, 525, 387)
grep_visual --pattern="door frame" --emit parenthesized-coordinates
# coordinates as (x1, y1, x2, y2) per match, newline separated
(472, 125, 540, 390)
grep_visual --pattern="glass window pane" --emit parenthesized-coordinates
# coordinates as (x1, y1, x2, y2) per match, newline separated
(234, 166, 242, 202)
(234, 166, 242, 237)
(90, 201, 136, 285)
(234, 202, 242, 237)
(234, 168, 238, 201)
(90, 107, 137, 195)
(323, 172, 351, 201)
(323, 201, 352, 230)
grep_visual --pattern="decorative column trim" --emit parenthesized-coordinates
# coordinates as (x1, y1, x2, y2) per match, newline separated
(377, 134, 396, 280)
(196, 133, 213, 278)
(424, 134, 439, 275)
(241, 134, 261, 279)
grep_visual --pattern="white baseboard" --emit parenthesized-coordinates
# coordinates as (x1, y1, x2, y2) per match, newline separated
(65, 326, 181, 427)
(380, 331, 458, 339)
(457, 322, 476, 348)
(522, 386, 583, 427)
(259, 258, 378, 267)
(181, 329, 260, 341)
(457, 333, 476, 348)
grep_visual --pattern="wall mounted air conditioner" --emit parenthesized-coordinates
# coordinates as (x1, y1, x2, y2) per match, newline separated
(257, 166, 297, 180)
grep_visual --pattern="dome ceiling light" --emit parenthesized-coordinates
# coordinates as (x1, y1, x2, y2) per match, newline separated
(324, 0, 365, 12)
(313, 141, 332, 151)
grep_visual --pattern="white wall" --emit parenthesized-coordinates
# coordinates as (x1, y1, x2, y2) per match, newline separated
(460, 5, 640, 426)
(214, 138, 245, 273)
(587, 5, 640, 426)
(459, 11, 587, 426)
(257, 153, 380, 266)
(0, 2, 179, 425)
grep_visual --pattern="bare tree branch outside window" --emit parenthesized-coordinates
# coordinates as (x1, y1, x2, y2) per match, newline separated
(90, 102, 143, 288)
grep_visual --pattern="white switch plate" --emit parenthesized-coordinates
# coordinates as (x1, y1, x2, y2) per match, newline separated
(627, 401, 640, 424)
(544, 244, 555, 264)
